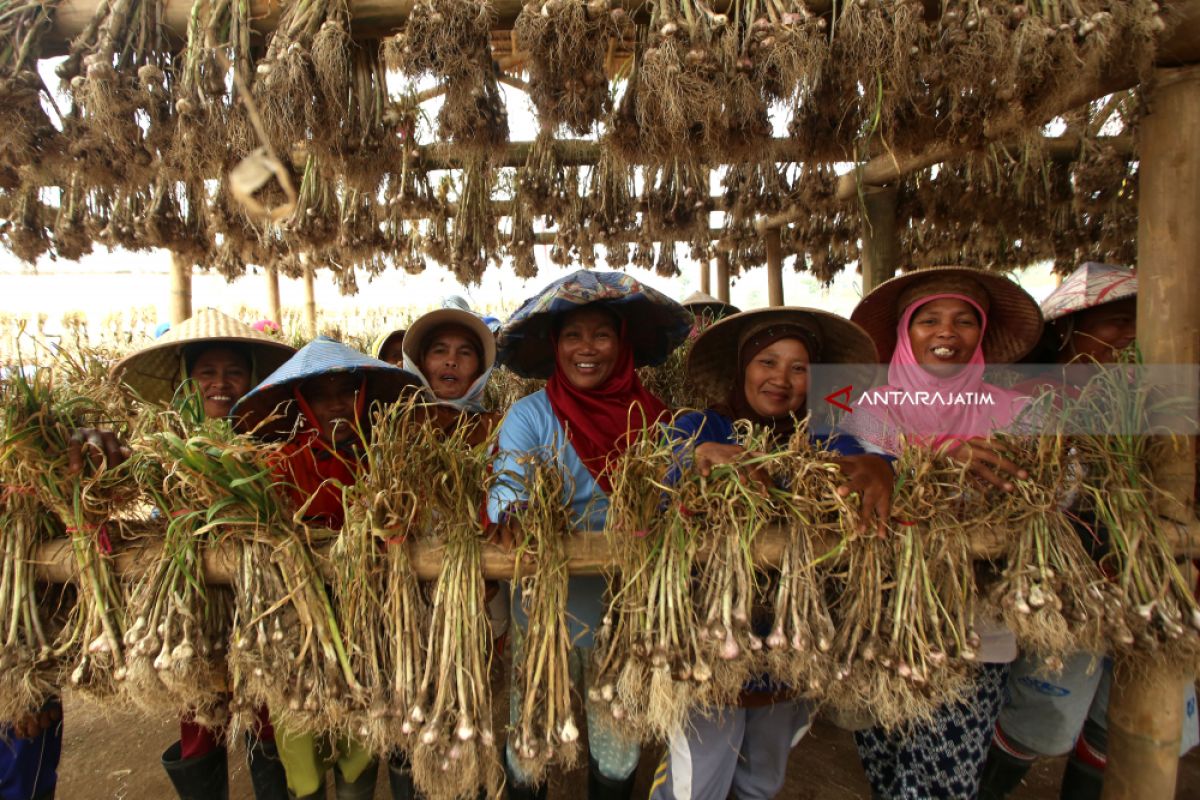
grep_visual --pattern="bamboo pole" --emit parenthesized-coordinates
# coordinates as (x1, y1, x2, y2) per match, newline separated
(715, 252, 731, 304)
(302, 261, 317, 339)
(765, 227, 784, 307)
(1102, 63, 1200, 800)
(169, 252, 192, 325)
(30, 516, 1200, 584)
(859, 185, 899, 295)
(699, 259, 711, 295)
(265, 263, 282, 326)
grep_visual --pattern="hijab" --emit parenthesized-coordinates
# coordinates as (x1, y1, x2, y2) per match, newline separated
(845, 293, 1027, 454)
(403, 323, 494, 415)
(716, 322, 822, 445)
(544, 317, 668, 493)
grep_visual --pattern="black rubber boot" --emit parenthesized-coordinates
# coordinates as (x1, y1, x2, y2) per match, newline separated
(977, 743, 1035, 800)
(335, 759, 379, 800)
(246, 734, 290, 800)
(387, 751, 417, 800)
(161, 740, 231, 800)
(1059, 754, 1104, 800)
(586, 756, 634, 800)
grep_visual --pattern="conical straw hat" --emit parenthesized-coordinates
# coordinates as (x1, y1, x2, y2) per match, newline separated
(681, 291, 741, 320)
(1040, 263, 1137, 322)
(111, 308, 296, 405)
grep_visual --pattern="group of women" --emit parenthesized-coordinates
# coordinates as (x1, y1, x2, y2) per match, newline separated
(2, 261, 1182, 800)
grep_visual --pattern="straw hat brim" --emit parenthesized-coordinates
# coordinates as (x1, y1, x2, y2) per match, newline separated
(850, 267, 1044, 364)
(111, 309, 296, 405)
(687, 307, 880, 406)
(401, 309, 497, 374)
(682, 291, 741, 320)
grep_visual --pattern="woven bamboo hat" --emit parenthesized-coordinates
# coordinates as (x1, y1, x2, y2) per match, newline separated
(402, 308, 496, 374)
(111, 308, 296, 405)
(851, 267, 1044, 364)
(681, 291, 741, 321)
(687, 307, 879, 405)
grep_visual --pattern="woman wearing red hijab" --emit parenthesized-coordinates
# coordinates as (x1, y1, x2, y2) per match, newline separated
(489, 271, 691, 800)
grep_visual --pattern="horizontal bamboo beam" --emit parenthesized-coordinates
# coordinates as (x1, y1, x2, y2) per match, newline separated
(31, 516, 1200, 584)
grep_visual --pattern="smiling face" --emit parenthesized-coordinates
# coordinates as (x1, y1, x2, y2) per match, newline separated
(300, 373, 361, 446)
(743, 338, 811, 419)
(189, 346, 252, 420)
(419, 325, 482, 401)
(555, 307, 620, 391)
(1064, 297, 1136, 364)
(907, 297, 983, 377)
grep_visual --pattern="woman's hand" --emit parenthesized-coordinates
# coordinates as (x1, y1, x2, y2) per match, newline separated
(693, 442, 770, 486)
(831, 455, 894, 537)
(10, 703, 61, 739)
(944, 437, 1028, 492)
(68, 427, 130, 475)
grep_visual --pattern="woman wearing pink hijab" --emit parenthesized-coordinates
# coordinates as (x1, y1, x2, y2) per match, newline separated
(843, 267, 1044, 799)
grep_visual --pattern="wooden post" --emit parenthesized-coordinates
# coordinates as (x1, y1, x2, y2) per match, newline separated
(860, 185, 899, 294)
(303, 262, 317, 339)
(699, 259, 711, 295)
(266, 263, 282, 325)
(1102, 63, 1200, 800)
(715, 252, 731, 304)
(765, 227, 784, 307)
(169, 252, 192, 324)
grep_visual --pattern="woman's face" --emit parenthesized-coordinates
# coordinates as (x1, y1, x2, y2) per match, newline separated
(556, 308, 620, 391)
(190, 346, 252, 420)
(1064, 298, 1136, 364)
(301, 373, 361, 446)
(743, 338, 810, 419)
(907, 297, 982, 377)
(420, 326, 481, 400)
(379, 336, 406, 367)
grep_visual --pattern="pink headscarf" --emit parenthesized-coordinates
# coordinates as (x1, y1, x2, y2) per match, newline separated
(844, 293, 1028, 454)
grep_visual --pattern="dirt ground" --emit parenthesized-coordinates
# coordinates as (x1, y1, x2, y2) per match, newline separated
(56, 691, 1200, 799)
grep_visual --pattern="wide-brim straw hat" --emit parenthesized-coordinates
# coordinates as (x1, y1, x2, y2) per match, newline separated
(1040, 262, 1137, 322)
(402, 308, 497, 374)
(851, 267, 1044, 364)
(688, 307, 879, 405)
(499, 270, 692, 379)
(111, 308, 296, 405)
(681, 291, 741, 320)
(231, 337, 421, 438)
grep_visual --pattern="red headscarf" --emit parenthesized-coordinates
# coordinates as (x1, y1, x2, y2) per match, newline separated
(273, 379, 367, 529)
(544, 319, 668, 493)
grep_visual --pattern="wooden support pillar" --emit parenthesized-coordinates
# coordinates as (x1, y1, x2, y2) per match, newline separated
(860, 185, 899, 294)
(699, 259, 711, 295)
(265, 263, 282, 325)
(303, 262, 317, 339)
(715, 252, 731, 304)
(169, 252, 192, 324)
(765, 227, 784, 307)
(1102, 63, 1200, 800)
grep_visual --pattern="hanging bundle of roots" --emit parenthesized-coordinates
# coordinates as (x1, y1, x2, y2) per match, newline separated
(123, 394, 236, 726)
(449, 157, 499, 285)
(514, 0, 629, 134)
(406, 411, 501, 798)
(0, 350, 140, 701)
(335, 396, 432, 755)
(385, 0, 508, 149)
(986, 422, 1108, 663)
(0, 0, 64, 180)
(592, 431, 702, 740)
(737, 0, 827, 106)
(505, 453, 580, 783)
(1069, 360, 1200, 668)
(824, 447, 979, 730)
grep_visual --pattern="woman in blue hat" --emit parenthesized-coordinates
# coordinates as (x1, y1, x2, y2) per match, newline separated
(232, 338, 421, 800)
(488, 271, 692, 800)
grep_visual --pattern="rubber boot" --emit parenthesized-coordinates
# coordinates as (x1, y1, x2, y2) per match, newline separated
(1059, 755, 1104, 800)
(587, 756, 634, 800)
(335, 758, 379, 800)
(387, 752, 417, 800)
(246, 734, 291, 800)
(977, 743, 1035, 800)
(162, 740, 231, 800)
